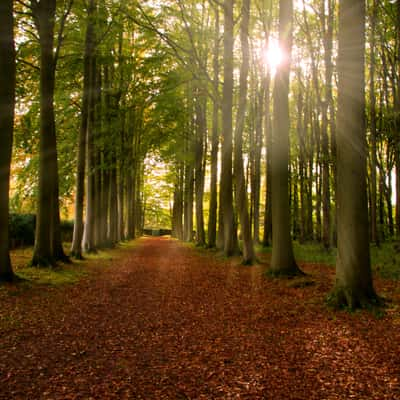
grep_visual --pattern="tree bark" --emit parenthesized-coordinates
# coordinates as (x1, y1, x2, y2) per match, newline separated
(194, 89, 206, 246)
(31, 0, 68, 266)
(221, 0, 237, 256)
(71, 0, 95, 258)
(208, 6, 220, 249)
(270, 0, 302, 276)
(234, 0, 255, 264)
(0, 0, 16, 282)
(262, 71, 272, 247)
(368, 0, 378, 245)
(83, 52, 97, 253)
(334, 0, 377, 308)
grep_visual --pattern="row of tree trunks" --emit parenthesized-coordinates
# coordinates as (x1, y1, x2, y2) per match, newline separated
(70, 5, 142, 256)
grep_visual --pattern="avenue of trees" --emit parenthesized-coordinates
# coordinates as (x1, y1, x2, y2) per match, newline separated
(1, 0, 399, 309)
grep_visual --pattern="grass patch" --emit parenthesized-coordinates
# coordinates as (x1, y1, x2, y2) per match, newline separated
(370, 242, 400, 280)
(258, 240, 400, 280)
(16, 265, 88, 287)
(257, 241, 336, 266)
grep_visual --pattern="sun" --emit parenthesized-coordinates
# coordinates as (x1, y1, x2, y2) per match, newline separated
(263, 38, 283, 75)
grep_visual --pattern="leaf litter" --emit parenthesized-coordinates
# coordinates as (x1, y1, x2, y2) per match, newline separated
(0, 237, 399, 399)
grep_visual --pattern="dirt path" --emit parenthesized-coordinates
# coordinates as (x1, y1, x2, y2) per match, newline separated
(0, 237, 399, 399)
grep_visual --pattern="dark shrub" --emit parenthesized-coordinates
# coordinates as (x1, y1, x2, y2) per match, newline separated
(9, 213, 36, 248)
(60, 220, 74, 243)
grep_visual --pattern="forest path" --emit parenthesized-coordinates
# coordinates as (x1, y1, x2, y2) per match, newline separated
(1, 237, 400, 399)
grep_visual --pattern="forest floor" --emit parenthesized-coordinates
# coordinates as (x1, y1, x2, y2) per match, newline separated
(1, 237, 400, 400)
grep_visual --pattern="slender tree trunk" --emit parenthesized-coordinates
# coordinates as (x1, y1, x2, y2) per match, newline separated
(0, 0, 16, 282)
(71, 0, 95, 258)
(83, 53, 97, 253)
(172, 167, 183, 240)
(194, 89, 206, 246)
(184, 134, 194, 242)
(262, 72, 272, 247)
(334, 0, 377, 308)
(109, 158, 118, 245)
(234, 0, 254, 264)
(369, 0, 378, 245)
(270, 0, 302, 276)
(221, 0, 237, 256)
(208, 6, 220, 248)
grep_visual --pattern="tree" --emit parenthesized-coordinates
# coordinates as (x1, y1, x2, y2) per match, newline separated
(0, 0, 16, 282)
(333, 0, 377, 308)
(31, 0, 71, 266)
(220, 0, 237, 256)
(71, 0, 96, 258)
(270, 0, 303, 276)
(234, 0, 255, 264)
(207, 5, 220, 249)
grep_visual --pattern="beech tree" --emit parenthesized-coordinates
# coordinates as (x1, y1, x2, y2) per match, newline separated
(30, 0, 72, 266)
(220, 0, 237, 256)
(333, 0, 377, 308)
(0, 0, 16, 282)
(234, 0, 255, 264)
(270, 0, 303, 276)
(71, 0, 96, 258)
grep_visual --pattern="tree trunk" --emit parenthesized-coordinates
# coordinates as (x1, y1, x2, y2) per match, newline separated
(395, 0, 400, 237)
(83, 53, 97, 253)
(262, 71, 272, 247)
(71, 0, 95, 258)
(221, 0, 237, 256)
(334, 0, 377, 309)
(234, 0, 254, 264)
(0, 0, 16, 282)
(32, 0, 67, 266)
(184, 137, 194, 242)
(270, 0, 302, 276)
(194, 89, 206, 246)
(369, 0, 378, 245)
(109, 159, 118, 245)
(208, 6, 220, 249)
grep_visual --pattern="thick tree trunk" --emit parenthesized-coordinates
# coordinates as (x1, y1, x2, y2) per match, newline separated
(234, 0, 254, 264)
(334, 0, 377, 309)
(270, 0, 302, 276)
(395, 1, 400, 237)
(0, 0, 16, 282)
(32, 0, 67, 266)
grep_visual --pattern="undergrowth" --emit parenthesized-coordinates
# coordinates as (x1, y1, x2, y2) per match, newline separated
(259, 240, 400, 280)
